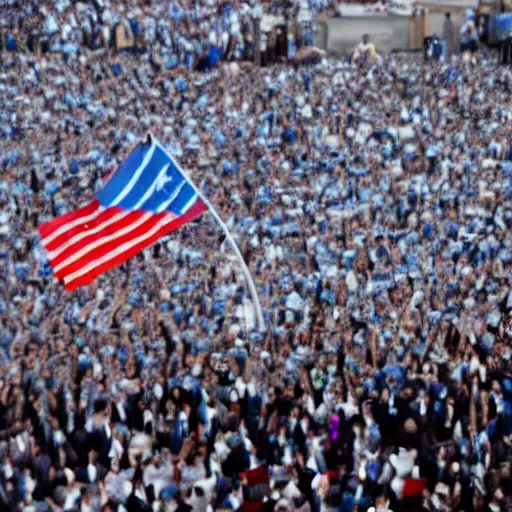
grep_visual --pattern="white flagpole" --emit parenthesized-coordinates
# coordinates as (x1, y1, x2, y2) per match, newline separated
(151, 134, 266, 332)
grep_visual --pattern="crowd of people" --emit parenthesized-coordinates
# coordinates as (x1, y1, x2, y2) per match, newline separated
(1, 3, 512, 512)
(0, 0, 336, 70)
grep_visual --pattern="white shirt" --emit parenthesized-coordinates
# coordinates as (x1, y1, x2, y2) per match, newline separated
(115, 402, 127, 423)
(108, 438, 124, 460)
(64, 488, 81, 510)
(87, 463, 98, 483)
(286, 291, 303, 312)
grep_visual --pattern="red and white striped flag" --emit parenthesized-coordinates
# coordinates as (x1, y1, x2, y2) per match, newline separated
(38, 134, 207, 290)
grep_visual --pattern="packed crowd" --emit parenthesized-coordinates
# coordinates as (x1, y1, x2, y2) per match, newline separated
(1, 18, 512, 512)
(0, 0, 334, 69)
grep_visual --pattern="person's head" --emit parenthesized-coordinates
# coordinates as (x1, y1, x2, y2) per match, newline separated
(153, 452, 163, 468)
(111, 458, 121, 474)
(88, 449, 98, 465)
(102, 499, 119, 512)
(374, 490, 390, 511)
(362, 34, 370, 45)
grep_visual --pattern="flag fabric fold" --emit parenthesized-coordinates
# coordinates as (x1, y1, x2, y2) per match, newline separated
(38, 134, 207, 291)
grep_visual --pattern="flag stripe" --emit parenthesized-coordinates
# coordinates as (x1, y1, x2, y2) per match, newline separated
(180, 193, 199, 215)
(53, 211, 169, 279)
(63, 199, 208, 290)
(39, 200, 101, 242)
(96, 142, 147, 206)
(156, 181, 186, 213)
(172, 185, 198, 214)
(110, 140, 157, 206)
(132, 162, 171, 210)
(52, 211, 157, 274)
(115, 147, 173, 210)
(142, 178, 193, 213)
(47, 210, 132, 260)
(43, 206, 126, 253)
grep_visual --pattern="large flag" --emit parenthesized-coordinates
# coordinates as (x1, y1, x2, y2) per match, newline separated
(38, 134, 207, 291)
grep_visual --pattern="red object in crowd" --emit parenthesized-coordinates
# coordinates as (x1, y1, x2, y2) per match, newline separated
(402, 478, 428, 498)
(240, 465, 270, 512)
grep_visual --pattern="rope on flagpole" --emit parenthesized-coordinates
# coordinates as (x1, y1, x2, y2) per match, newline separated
(151, 134, 266, 333)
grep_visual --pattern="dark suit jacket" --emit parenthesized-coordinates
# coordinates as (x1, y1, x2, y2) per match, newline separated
(74, 464, 107, 484)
